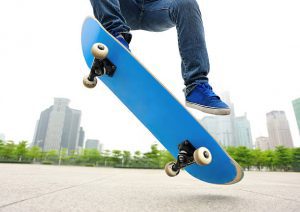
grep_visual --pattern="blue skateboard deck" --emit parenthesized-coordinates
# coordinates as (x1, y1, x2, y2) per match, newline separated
(81, 17, 243, 184)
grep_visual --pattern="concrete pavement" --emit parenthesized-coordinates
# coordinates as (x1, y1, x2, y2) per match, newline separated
(0, 164, 299, 212)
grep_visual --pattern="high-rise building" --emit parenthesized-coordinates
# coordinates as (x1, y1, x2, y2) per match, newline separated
(33, 98, 82, 153)
(200, 116, 234, 147)
(78, 127, 85, 148)
(266, 111, 294, 149)
(200, 93, 253, 148)
(292, 98, 300, 134)
(255, 136, 270, 150)
(235, 114, 253, 148)
(85, 139, 102, 152)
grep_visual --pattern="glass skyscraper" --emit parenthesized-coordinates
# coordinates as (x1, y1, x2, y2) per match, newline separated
(292, 98, 300, 134)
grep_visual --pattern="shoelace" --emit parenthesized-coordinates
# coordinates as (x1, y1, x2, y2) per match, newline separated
(199, 83, 220, 99)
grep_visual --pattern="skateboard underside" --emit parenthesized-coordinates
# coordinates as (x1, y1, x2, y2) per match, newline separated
(81, 17, 243, 184)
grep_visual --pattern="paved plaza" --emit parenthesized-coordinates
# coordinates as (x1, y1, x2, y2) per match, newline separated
(0, 164, 299, 211)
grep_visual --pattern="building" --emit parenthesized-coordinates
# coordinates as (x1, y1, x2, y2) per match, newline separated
(85, 139, 102, 152)
(255, 136, 270, 150)
(78, 127, 85, 148)
(33, 98, 82, 153)
(266, 111, 294, 149)
(200, 93, 253, 148)
(292, 98, 300, 134)
(235, 114, 253, 148)
(200, 116, 234, 147)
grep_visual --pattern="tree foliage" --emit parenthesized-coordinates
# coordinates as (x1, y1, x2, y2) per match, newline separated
(0, 140, 299, 171)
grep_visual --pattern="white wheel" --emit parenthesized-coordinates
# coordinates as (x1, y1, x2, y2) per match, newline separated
(83, 75, 97, 88)
(193, 147, 212, 165)
(91, 43, 108, 60)
(165, 162, 180, 177)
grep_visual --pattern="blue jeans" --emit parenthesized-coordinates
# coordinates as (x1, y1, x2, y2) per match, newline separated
(90, 0, 210, 94)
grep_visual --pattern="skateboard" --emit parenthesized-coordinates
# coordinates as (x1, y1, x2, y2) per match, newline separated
(81, 17, 244, 184)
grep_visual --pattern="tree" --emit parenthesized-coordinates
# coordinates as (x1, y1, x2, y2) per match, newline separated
(262, 150, 275, 171)
(0, 140, 4, 159)
(2, 140, 16, 160)
(111, 150, 122, 165)
(27, 146, 42, 162)
(45, 150, 59, 163)
(251, 149, 265, 170)
(233, 146, 252, 169)
(102, 150, 111, 166)
(15, 141, 28, 162)
(122, 151, 131, 167)
(291, 147, 300, 172)
(144, 144, 161, 168)
(274, 146, 292, 171)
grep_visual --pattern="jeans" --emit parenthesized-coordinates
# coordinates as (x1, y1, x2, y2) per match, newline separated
(90, 0, 210, 95)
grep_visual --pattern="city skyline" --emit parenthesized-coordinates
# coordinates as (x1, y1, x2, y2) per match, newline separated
(0, 0, 300, 152)
(0, 92, 300, 149)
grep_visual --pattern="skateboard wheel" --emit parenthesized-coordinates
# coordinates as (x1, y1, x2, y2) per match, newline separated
(193, 147, 212, 165)
(91, 43, 108, 60)
(83, 75, 97, 88)
(165, 162, 180, 177)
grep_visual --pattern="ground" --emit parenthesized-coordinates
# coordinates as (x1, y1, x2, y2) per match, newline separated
(0, 164, 299, 211)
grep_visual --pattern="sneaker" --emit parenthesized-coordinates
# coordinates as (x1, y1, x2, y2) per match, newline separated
(185, 83, 230, 115)
(112, 32, 131, 51)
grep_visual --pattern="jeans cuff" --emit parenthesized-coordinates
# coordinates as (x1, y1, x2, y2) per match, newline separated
(183, 79, 209, 96)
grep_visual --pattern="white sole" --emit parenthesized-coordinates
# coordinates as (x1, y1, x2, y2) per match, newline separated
(186, 101, 231, 115)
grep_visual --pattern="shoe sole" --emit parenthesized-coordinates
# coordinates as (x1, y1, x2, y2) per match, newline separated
(186, 101, 231, 115)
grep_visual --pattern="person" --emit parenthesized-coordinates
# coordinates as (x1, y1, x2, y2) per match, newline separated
(89, 0, 230, 115)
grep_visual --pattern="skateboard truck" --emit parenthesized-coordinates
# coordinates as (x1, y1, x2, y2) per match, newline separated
(83, 43, 116, 88)
(165, 140, 212, 177)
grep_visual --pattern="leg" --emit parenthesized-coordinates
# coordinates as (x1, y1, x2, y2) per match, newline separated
(141, 0, 210, 93)
(141, 0, 229, 115)
(90, 0, 131, 34)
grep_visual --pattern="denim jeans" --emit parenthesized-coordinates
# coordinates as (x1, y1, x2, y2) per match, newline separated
(90, 0, 210, 95)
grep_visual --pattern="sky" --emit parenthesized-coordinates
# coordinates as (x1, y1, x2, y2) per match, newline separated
(0, 0, 299, 152)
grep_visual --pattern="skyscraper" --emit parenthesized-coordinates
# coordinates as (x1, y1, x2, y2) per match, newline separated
(200, 93, 253, 148)
(78, 127, 85, 148)
(85, 139, 102, 152)
(292, 98, 300, 134)
(33, 98, 82, 153)
(200, 116, 234, 147)
(235, 114, 253, 148)
(266, 111, 294, 149)
(255, 136, 270, 150)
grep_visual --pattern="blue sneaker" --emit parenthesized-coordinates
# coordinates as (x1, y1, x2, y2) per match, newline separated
(185, 83, 230, 115)
(112, 32, 131, 51)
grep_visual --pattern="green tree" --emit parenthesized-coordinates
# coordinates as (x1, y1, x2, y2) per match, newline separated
(291, 147, 300, 171)
(144, 144, 161, 168)
(226, 146, 237, 160)
(251, 149, 265, 170)
(122, 151, 131, 167)
(102, 150, 111, 166)
(15, 141, 28, 162)
(0, 140, 4, 159)
(2, 140, 16, 160)
(111, 150, 122, 165)
(27, 146, 42, 162)
(274, 146, 292, 171)
(233, 146, 252, 169)
(82, 149, 100, 166)
(262, 150, 276, 171)
(159, 150, 175, 168)
(45, 150, 59, 163)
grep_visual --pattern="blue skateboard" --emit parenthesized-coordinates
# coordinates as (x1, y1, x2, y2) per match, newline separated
(81, 17, 243, 184)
